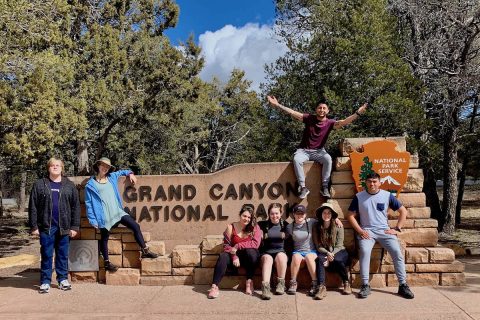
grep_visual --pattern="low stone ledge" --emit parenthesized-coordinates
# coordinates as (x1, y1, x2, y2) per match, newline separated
(380, 264, 415, 273)
(351, 273, 386, 288)
(201, 235, 223, 254)
(80, 228, 96, 240)
(397, 193, 426, 208)
(440, 273, 466, 286)
(388, 207, 431, 219)
(147, 241, 166, 256)
(387, 273, 439, 286)
(141, 256, 172, 276)
(339, 137, 406, 157)
(141, 275, 194, 286)
(331, 184, 356, 199)
(201, 255, 219, 268)
(122, 232, 151, 243)
(123, 251, 141, 268)
(414, 219, 438, 228)
(404, 169, 424, 192)
(427, 247, 455, 263)
(416, 261, 464, 273)
(70, 271, 97, 283)
(194, 268, 213, 285)
(398, 228, 438, 247)
(108, 240, 123, 255)
(173, 267, 195, 276)
(172, 245, 201, 267)
(405, 248, 429, 263)
(105, 268, 140, 286)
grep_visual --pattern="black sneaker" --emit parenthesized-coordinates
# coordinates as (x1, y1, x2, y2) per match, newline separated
(141, 247, 159, 259)
(298, 187, 310, 199)
(398, 283, 414, 299)
(321, 187, 331, 198)
(358, 284, 371, 299)
(104, 260, 119, 272)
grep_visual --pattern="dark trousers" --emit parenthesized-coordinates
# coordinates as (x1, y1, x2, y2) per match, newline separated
(40, 225, 70, 284)
(100, 214, 146, 261)
(212, 249, 260, 285)
(316, 249, 349, 284)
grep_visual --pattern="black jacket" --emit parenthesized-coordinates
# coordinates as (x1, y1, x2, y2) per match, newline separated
(28, 177, 81, 235)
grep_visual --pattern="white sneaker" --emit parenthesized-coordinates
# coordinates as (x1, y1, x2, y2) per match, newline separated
(58, 279, 72, 291)
(39, 283, 50, 293)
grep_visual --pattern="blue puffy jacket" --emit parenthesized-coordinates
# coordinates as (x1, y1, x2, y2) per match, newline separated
(85, 170, 132, 228)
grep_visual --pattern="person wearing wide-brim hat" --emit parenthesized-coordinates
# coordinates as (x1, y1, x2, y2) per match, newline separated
(312, 202, 352, 300)
(85, 157, 159, 272)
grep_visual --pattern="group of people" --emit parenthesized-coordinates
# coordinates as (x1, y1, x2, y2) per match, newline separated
(207, 202, 351, 300)
(28, 157, 158, 293)
(28, 97, 414, 301)
(207, 171, 414, 301)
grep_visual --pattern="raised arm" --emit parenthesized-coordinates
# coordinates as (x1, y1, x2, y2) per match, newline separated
(334, 103, 367, 129)
(267, 95, 304, 121)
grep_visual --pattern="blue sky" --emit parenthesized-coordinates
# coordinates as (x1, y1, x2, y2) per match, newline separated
(165, 0, 276, 44)
(164, 0, 288, 92)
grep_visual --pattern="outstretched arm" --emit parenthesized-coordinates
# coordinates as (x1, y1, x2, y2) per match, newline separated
(267, 95, 304, 121)
(334, 103, 367, 129)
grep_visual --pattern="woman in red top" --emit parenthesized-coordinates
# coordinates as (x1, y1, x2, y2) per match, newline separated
(208, 205, 262, 299)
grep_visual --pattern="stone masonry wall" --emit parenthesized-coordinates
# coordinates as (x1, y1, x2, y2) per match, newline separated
(70, 137, 465, 288)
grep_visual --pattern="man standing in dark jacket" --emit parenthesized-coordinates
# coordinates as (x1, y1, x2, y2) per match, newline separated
(29, 157, 81, 293)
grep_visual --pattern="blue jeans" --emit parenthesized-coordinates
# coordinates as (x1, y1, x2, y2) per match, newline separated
(358, 229, 406, 285)
(39, 225, 70, 284)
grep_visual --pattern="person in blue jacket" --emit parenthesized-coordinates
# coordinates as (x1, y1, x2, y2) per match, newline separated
(85, 157, 158, 271)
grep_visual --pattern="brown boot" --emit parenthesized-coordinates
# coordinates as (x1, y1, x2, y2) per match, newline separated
(314, 284, 327, 300)
(342, 281, 352, 295)
(275, 278, 286, 295)
(261, 282, 272, 300)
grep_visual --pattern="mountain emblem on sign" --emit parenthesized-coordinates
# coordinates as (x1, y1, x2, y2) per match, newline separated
(380, 175, 400, 186)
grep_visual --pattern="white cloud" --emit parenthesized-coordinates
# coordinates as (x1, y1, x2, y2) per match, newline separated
(198, 23, 289, 92)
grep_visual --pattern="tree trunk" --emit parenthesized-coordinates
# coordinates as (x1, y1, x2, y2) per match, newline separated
(19, 170, 27, 215)
(441, 125, 459, 234)
(77, 140, 90, 175)
(0, 173, 3, 218)
(423, 166, 442, 223)
(455, 156, 468, 226)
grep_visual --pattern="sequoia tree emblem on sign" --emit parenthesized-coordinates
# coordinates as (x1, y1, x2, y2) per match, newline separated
(350, 140, 410, 196)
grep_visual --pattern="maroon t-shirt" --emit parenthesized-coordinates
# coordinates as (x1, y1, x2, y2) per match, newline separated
(298, 114, 336, 149)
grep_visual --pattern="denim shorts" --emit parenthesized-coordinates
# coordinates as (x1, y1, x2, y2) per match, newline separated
(292, 250, 317, 257)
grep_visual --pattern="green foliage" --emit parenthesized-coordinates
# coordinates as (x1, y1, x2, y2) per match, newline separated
(266, 0, 427, 157)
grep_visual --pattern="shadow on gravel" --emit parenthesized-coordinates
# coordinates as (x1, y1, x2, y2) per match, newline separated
(0, 268, 39, 290)
(0, 216, 34, 258)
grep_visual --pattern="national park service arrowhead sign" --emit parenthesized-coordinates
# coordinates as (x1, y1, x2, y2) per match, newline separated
(350, 140, 410, 196)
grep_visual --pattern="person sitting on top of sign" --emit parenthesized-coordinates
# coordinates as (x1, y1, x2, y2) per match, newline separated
(208, 204, 262, 299)
(267, 95, 367, 199)
(85, 157, 158, 272)
(346, 171, 414, 299)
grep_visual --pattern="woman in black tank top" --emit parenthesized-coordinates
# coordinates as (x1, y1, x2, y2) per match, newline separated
(258, 203, 289, 300)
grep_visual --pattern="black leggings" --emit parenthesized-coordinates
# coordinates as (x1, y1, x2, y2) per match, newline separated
(316, 249, 349, 284)
(100, 214, 146, 261)
(212, 249, 260, 285)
